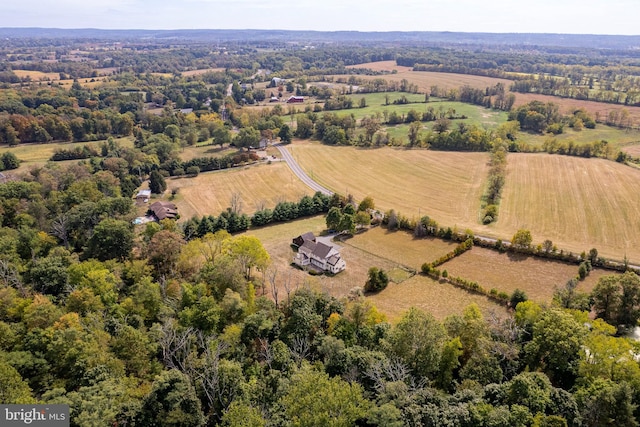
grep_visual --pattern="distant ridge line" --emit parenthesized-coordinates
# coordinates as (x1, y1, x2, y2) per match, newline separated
(0, 28, 639, 49)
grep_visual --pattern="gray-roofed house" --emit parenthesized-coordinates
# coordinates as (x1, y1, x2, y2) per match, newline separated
(293, 238, 346, 274)
(149, 201, 178, 221)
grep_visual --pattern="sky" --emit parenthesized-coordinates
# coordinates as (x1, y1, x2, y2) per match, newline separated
(0, 0, 638, 35)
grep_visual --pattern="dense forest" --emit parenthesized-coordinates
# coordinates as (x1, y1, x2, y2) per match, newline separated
(1, 29, 640, 426)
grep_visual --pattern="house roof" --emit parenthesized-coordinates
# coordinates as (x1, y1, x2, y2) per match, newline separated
(312, 242, 333, 260)
(293, 232, 316, 247)
(327, 255, 341, 266)
(300, 232, 315, 242)
(149, 201, 178, 220)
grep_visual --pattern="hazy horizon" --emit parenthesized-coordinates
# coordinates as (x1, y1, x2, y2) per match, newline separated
(1, 0, 638, 37)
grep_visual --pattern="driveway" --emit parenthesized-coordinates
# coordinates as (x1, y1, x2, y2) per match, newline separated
(273, 143, 333, 196)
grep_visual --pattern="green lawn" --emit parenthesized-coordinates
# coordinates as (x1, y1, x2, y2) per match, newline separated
(0, 136, 135, 173)
(517, 124, 640, 153)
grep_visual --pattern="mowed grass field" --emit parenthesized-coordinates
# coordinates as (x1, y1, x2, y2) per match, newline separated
(166, 161, 314, 219)
(243, 216, 507, 321)
(345, 61, 513, 92)
(12, 70, 111, 89)
(518, 123, 640, 152)
(342, 94, 508, 130)
(340, 226, 457, 271)
(12, 69, 60, 81)
(288, 141, 490, 229)
(497, 153, 640, 262)
(285, 143, 640, 263)
(0, 137, 134, 173)
(179, 144, 239, 162)
(440, 246, 613, 302)
(347, 61, 640, 127)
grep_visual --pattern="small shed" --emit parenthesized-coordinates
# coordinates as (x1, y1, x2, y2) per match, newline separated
(135, 189, 152, 203)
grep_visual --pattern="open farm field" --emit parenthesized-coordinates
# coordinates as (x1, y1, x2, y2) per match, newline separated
(498, 153, 640, 262)
(368, 274, 507, 322)
(513, 92, 640, 128)
(12, 69, 60, 81)
(167, 161, 314, 219)
(11, 70, 110, 88)
(60, 76, 110, 89)
(621, 143, 640, 157)
(341, 226, 456, 270)
(182, 68, 225, 76)
(346, 63, 640, 127)
(243, 216, 505, 321)
(440, 246, 610, 302)
(347, 61, 413, 73)
(343, 62, 513, 92)
(517, 123, 640, 152)
(289, 141, 489, 228)
(0, 136, 134, 173)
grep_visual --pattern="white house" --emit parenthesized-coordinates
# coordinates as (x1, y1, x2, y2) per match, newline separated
(293, 239, 346, 274)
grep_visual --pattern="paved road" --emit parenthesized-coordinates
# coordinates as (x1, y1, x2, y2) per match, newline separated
(274, 144, 333, 196)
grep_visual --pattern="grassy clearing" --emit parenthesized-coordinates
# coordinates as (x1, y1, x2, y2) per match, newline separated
(166, 161, 314, 220)
(242, 216, 505, 322)
(441, 247, 586, 302)
(340, 95, 508, 131)
(367, 274, 507, 322)
(289, 141, 490, 230)
(517, 123, 640, 152)
(0, 137, 134, 173)
(241, 216, 400, 303)
(179, 144, 239, 162)
(387, 267, 414, 283)
(341, 226, 456, 271)
(11, 70, 110, 88)
(12, 69, 60, 81)
(497, 153, 640, 262)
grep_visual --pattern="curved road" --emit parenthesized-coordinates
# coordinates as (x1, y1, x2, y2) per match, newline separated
(274, 144, 333, 196)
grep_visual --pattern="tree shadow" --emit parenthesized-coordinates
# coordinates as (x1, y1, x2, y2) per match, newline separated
(506, 251, 530, 262)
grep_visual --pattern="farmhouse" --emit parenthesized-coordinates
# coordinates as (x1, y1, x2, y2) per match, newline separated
(286, 96, 304, 103)
(149, 201, 178, 221)
(293, 235, 346, 274)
